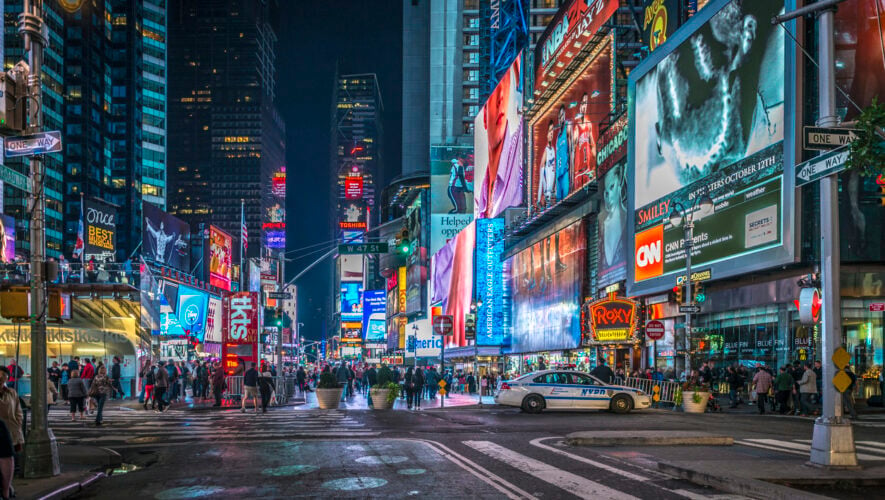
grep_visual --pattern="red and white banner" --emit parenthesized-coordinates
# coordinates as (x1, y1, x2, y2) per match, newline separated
(224, 291, 259, 344)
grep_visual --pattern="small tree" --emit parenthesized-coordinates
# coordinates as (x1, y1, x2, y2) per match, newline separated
(318, 372, 339, 389)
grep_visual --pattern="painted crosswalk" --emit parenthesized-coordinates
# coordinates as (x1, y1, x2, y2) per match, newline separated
(48, 406, 379, 446)
(737, 438, 885, 461)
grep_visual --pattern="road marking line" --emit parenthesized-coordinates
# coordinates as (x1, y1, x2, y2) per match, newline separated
(797, 439, 885, 456)
(464, 440, 637, 500)
(528, 437, 648, 482)
(739, 439, 885, 461)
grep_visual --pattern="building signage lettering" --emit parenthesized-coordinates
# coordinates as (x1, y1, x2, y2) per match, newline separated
(596, 115, 628, 177)
(582, 297, 638, 344)
(83, 199, 117, 261)
(0, 330, 130, 344)
(226, 292, 258, 344)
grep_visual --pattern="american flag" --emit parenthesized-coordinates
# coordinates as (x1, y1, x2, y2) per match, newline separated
(241, 212, 248, 251)
(73, 202, 84, 258)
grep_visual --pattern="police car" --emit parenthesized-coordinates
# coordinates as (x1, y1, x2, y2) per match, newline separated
(494, 370, 651, 414)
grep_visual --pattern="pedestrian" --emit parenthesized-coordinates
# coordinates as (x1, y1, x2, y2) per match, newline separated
(67, 369, 87, 420)
(211, 362, 226, 407)
(67, 356, 80, 374)
(258, 368, 275, 413)
(404, 367, 415, 410)
(110, 357, 124, 400)
(774, 366, 793, 414)
(81, 358, 95, 413)
(790, 361, 804, 415)
(366, 364, 378, 392)
(798, 362, 818, 416)
(0, 418, 14, 500)
(154, 361, 170, 412)
(4, 361, 22, 391)
(813, 360, 823, 405)
(89, 366, 113, 426)
(335, 362, 350, 400)
(48, 361, 62, 397)
(752, 364, 773, 415)
(842, 366, 858, 419)
(242, 362, 260, 413)
(142, 364, 156, 410)
(412, 368, 425, 410)
(296, 366, 307, 394)
(199, 361, 210, 399)
(0, 367, 21, 500)
(590, 359, 614, 384)
(727, 366, 744, 408)
(60, 364, 70, 403)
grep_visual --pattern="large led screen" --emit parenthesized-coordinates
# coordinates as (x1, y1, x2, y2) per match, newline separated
(340, 282, 364, 316)
(475, 218, 508, 346)
(509, 221, 586, 352)
(0, 214, 14, 264)
(598, 159, 628, 286)
(362, 290, 387, 342)
(530, 40, 612, 213)
(143, 202, 190, 271)
(208, 225, 233, 290)
(629, 0, 789, 293)
(474, 55, 524, 220)
(431, 221, 476, 348)
(430, 145, 474, 256)
(176, 285, 208, 340)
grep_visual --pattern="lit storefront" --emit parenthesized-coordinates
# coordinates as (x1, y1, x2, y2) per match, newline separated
(581, 296, 642, 373)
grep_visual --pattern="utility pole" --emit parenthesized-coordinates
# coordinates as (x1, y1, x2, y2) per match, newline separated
(21, 0, 60, 477)
(277, 253, 285, 370)
(682, 220, 693, 376)
(774, 0, 856, 468)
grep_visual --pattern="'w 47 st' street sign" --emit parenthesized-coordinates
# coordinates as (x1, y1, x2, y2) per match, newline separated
(3, 131, 63, 158)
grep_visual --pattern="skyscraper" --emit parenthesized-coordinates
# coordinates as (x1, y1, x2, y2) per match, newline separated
(167, 0, 286, 259)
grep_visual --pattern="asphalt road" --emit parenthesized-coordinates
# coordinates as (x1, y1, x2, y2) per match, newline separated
(55, 402, 885, 499)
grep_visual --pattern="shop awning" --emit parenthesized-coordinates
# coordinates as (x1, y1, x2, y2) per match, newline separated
(443, 346, 503, 360)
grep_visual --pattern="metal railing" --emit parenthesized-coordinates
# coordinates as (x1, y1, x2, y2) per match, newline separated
(619, 377, 681, 405)
(0, 262, 140, 286)
(223, 375, 291, 404)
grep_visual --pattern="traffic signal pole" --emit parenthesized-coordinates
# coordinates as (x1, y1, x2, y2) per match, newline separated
(21, 0, 60, 477)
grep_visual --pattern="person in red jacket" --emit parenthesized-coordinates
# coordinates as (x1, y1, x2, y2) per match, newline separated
(80, 359, 95, 414)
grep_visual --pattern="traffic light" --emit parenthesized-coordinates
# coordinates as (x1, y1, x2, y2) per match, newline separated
(0, 63, 28, 132)
(877, 180, 885, 207)
(671, 285, 683, 304)
(464, 313, 476, 339)
(395, 228, 411, 255)
(692, 282, 706, 303)
(275, 311, 283, 326)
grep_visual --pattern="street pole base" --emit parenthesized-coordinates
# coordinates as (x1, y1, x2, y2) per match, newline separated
(809, 417, 859, 469)
(23, 428, 60, 478)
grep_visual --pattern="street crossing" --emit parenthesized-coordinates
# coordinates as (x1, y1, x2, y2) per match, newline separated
(736, 438, 885, 461)
(47, 406, 379, 446)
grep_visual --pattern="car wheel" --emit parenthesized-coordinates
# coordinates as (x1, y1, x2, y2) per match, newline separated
(521, 394, 545, 414)
(610, 394, 633, 414)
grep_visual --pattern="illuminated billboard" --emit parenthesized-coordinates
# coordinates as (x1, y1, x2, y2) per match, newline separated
(433, 221, 475, 348)
(362, 290, 387, 342)
(475, 218, 508, 346)
(430, 145, 474, 255)
(176, 285, 208, 340)
(0, 214, 13, 263)
(143, 203, 190, 271)
(83, 198, 117, 262)
(628, 0, 791, 294)
(224, 291, 259, 344)
(474, 55, 524, 220)
(208, 225, 233, 290)
(338, 200, 367, 230)
(529, 39, 612, 213)
(345, 176, 363, 199)
(205, 296, 223, 343)
(340, 282, 364, 316)
(509, 221, 586, 352)
(405, 195, 427, 315)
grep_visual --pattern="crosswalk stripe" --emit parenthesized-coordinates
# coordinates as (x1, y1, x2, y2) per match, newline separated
(739, 439, 885, 461)
(463, 440, 637, 500)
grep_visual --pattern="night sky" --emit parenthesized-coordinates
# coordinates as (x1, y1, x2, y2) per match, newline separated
(280, 2, 403, 340)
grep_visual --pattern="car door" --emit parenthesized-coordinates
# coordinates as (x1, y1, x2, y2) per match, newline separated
(571, 372, 610, 409)
(532, 373, 566, 408)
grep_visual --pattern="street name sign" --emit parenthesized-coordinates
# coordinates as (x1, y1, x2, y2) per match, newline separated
(4, 131, 63, 158)
(645, 320, 665, 341)
(338, 242, 389, 254)
(0, 164, 31, 192)
(266, 292, 291, 300)
(795, 146, 849, 187)
(803, 126, 859, 151)
(678, 305, 701, 314)
(432, 315, 453, 336)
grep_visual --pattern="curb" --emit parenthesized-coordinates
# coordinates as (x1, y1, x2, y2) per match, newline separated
(35, 471, 107, 500)
(657, 461, 832, 500)
(566, 431, 733, 447)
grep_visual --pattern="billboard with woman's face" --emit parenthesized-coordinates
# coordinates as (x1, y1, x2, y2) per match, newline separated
(208, 225, 233, 291)
(0, 215, 14, 264)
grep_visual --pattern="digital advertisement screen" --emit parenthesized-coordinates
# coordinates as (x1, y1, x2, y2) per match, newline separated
(405, 196, 427, 315)
(205, 296, 223, 343)
(340, 282, 364, 315)
(143, 202, 190, 271)
(176, 284, 208, 340)
(529, 40, 612, 213)
(84, 198, 117, 262)
(509, 221, 586, 353)
(473, 55, 524, 220)
(445, 221, 476, 348)
(338, 200, 367, 230)
(629, 0, 788, 294)
(0, 214, 14, 264)
(362, 289, 387, 342)
(208, 225, 233, 290)
(475, 218, 508, 346)
(430, 145, 474, 256)
(598, 159, 628, 286)
(339, 255, 364, 281)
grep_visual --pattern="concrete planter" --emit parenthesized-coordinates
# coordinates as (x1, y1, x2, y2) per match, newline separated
(682, 391, 710, 413)
(315, 388, 342, 409)
(370, 388, 393, 410)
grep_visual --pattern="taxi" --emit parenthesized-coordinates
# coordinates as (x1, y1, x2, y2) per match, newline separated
(494, 370, 651, 414)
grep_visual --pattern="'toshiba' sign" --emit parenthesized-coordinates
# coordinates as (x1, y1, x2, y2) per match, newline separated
(582, 297, 639, 344)
(225, 292, 258, 344)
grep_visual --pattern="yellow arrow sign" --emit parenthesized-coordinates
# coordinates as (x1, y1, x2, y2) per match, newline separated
(832, 346, 850, 369)
(438, 380, 447, 388)
(833, 370, 852, 393)
(438, 388, 447, 396)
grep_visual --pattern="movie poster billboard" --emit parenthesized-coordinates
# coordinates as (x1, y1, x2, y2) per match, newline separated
(475, 218, 508, 346)
(143, 203, 190, 271)
(405, 195, 427, 315)
(340, 282, 363, 317)
(430, 145, 474, 255)
(474, 55, 524, 220)
(207, 226, 233, 290)
(205, 296, 223, 343)
(339, 255, 364, 282)
(529, 40, 612, 213)
(628, 0, 792, 294)
(0, 214, 14, 264)
(597, 162, 628, 286)
(84, 199, 117, 262)
(362, 290, 387, 343)
(509, 221, 586, 353)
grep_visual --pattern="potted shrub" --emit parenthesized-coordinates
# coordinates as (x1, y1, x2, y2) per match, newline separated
(370, 366, 399, 410)
(682, 382, 711, 413)
(315, 372, 342, 409)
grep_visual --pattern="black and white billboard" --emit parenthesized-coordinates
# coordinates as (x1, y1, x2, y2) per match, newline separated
(143, 202, 191, 271)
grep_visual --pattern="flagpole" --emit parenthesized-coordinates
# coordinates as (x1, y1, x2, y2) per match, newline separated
(240, 198, 245, 291)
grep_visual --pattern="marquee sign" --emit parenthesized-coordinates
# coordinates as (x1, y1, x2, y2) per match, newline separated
(224, 292, 259, 344)
(582, 297, 639, 344)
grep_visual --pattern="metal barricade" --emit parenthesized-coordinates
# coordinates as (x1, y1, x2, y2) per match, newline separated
(622, 377, 681, 405)
(224, 376, 244, 401)
(272, 376, 290, 404)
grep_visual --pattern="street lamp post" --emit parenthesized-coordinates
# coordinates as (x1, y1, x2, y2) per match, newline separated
(470, 300, 483, 406)
(669, 196, 713, 379)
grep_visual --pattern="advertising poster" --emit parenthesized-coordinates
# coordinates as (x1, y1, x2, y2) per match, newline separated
(630, 0, 787, 292)
(205, 296, 223, 343)
(444, 221, 476, 348)
(176, 284, 208, 340)
(338, 200, 367, 231)
(529, 40, 612, 213)
(475, 218, 509, 346)
(597, 160, 628, 286)
(509, 221, 586, 352)
(642, 0, 682, 52)
(405, 196, 427, 315)
(0, 214, 14, 264)
(430, 145, 474, 255)
(362, 290, 387, 342)
(208, 225, 233, 290)
(340, 282, 364, 316)
(410, 319, 439, 358)
(474, 55, 524, 220)
(224, 292, 259, 344)
(143, 202, 190, 271)
(83, 198, 117, 262)
(834, 0, 885, 263)
(339, 254, 364, 281)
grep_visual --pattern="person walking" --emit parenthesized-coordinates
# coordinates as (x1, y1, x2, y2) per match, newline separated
(590, 359, 615, 384)
(790, 361, 804, 415)
(110, 357, 124, 400)
(403, 367, 415, 410)
(142, 364, 156, 410)
(211, 362, 226, 407)
(726, 366, 744, 408)
(60, 364, 70, 404)
(66, 369, 87, 420)
(335, 362, 350, 401)
(798, 362, 818, 417)
(366, 364, 377, 393)
(0, 418, 14, 500)
(89, 366, 114, 426)
(0, 367, 21, 500)
(242, 362, 260, 413)
(752, 364, 773, 415)
(154, 361, 170, 412)
(81, 358, 95, 414)
(258, 368, 275, 413)
(842, 366, 858, 419)
(4, 361, 22, 391)
(296, 366, 307, 395)
(200, 361, 211, 399)
(413, 368, 426, 410)
(774, 366, 794, 414)
(48, 361, 61, 396)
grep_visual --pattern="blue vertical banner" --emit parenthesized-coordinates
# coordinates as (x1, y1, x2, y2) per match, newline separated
(475, 218, 508, 346)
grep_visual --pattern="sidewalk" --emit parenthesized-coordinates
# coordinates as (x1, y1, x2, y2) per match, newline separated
(297, 389, 496, 410)
(13, 445, 122, 500)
